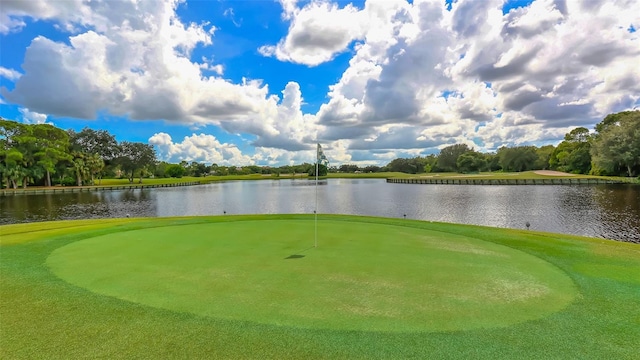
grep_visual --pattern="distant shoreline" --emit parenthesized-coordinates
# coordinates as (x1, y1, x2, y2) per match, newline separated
(1, 171, 636, 195)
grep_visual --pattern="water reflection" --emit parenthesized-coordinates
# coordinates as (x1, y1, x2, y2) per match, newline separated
(1, 180, 638, 243)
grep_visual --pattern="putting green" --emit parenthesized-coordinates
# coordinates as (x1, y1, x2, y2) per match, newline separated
(47, 219, 576, 332)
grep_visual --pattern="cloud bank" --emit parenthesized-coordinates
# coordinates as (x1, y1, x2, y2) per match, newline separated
(2, 0, 639, 164)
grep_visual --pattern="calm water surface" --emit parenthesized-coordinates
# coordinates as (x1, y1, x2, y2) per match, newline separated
(1, 179, 639, 243)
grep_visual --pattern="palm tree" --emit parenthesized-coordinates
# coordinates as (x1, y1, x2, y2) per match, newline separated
(85, 153, 104, 185)
(71, 153, 89, 186)
(5, 164, 27, 189)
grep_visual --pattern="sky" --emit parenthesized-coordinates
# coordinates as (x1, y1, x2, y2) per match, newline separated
(0, 0, 638, 166)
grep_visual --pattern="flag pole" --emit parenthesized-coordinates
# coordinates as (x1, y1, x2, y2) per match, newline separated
(315, 147, 318, 248)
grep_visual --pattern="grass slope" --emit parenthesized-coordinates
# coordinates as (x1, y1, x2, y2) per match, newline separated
(1, 215, 639, 359)
(405, 170, 636, 182)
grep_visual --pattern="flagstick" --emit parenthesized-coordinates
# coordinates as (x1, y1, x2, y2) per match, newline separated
(315, 159, 318, 248)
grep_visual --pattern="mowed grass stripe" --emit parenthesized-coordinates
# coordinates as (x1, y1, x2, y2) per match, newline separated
(1, 215, 639, 359)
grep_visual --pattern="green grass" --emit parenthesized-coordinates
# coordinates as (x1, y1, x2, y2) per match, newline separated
(46, 220, 575, 332)
(405, 170, 635, 181)
(5, 171, 635, 193)
(1, 215, 639, 358)
(139, 171, 411, 182)
(326, 172, 414, 179)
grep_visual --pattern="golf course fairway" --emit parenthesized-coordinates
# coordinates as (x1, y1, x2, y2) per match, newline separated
(2, 214, 639, 359)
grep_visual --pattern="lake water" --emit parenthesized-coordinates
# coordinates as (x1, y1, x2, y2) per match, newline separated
(1, 179, 639, 243)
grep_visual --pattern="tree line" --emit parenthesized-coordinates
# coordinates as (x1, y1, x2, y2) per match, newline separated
(1, 111, 638, 189)
(0, 118, 329, 188)
(338, 111, 639, 177)
(0, 119, 155, 188)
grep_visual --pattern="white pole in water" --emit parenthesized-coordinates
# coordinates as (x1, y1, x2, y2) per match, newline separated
(315, 159, 318, 248)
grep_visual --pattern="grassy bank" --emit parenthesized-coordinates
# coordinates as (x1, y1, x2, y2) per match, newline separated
(0, 172, 413, 193)
(405, 170, 637, 182)
(94, 171, 413, 185)
(2, 171, 636, 194)
(1, 215, 639, 358)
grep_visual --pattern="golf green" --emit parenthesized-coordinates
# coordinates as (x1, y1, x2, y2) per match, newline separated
(47, 219, 576, 332)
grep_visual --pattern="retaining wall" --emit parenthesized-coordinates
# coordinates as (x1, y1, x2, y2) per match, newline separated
(0, 181, 201, 196)
(386, 178, 624, 185)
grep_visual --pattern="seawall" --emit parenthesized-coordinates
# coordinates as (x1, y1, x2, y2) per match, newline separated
(386, 178, 625, 185)
(0, 181, 201, 196)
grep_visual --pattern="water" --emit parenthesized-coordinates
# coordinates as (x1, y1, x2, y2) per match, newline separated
(1, 179, 639, 243)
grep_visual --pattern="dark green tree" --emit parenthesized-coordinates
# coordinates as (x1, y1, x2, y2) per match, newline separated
(484, 152, 501, 172)
(0, 119, 25, 188)
(116, 142, 157, 183)
(422, 154, 439, 173)
(166, 164, 185, 178)
(68, 127, 118, 161)
(498, 146, 538, 172)
(32, 124, 71, 186)
(69, 127, 118, 182)
(187, 161, 209, 177)
(534, 145, 555, 171)
(339, 164, 360, 173)
(1, 121, 39, 188)
(591, 111, 640, 176)
(387, 158, 414, 173)
(153, 161, 170, 178)
(85, 153, 105, 185)
(308, 164, 328, 176)
(549, 127, 591, 174)
(437, 144, 471, 172)
(362, 165, 382, 173)
(456, 151, 487, 173)
(70, 152, 89, 186)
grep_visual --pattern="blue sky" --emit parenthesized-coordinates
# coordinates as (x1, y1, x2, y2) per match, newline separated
(1, 0, 638, 166)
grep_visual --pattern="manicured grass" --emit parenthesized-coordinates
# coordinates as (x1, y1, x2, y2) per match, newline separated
(101, 171, 412, 183)
(1, 215, 639, 358)
(326, 172, 414, 179)
(5, 171, 634, 193)
(46, 220, 575, 332)
(86, 171, 640, 185)
(406, 170, 634, 181)
(97, 176, 207, 185)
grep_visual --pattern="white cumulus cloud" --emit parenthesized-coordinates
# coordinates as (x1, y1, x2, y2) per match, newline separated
(149, 132, 255, 165)
(259, 0, 368, 66)
(0, 66, 22, 81)
(311, 0, 640, 154)
(2, 0, 640, 165)
(19, 107, 49, 124)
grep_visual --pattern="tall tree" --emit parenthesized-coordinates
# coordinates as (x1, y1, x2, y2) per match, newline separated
(0, 119, 23, 188)
(535, 145, 555, 170)
(33, 124, 71, 186)
(308, 164, 328, 176)
(549, 127, 591, 174)
(70, 152, 89, 186)
(437, 144, 471, 172)
(69, 127, 118, 181)
(386, 157, 427, 174)
(4, 121, 39, 188)
(2, 149, 25, 189)
(591, 111, 640, 176)
(498, 146, 538, 172)
(165, 164, 185, 178)
(116, 142, 157, 183)
(68, 127, 118, 161)
(484, 153, 501, 172)
(85, 153, 105, 185)
(456, 151, 487, 173)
